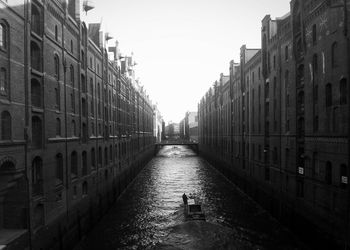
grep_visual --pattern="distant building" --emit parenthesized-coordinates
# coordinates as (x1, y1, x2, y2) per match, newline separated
(180, 112, 198, 142)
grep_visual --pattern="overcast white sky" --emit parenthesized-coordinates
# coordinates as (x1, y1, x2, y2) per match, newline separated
(83, 0, 290, 123)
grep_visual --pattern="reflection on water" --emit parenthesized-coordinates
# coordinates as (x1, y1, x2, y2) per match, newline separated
(75, 146, 305, 250)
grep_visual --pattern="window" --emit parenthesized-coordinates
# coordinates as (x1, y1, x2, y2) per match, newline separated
(82, 181, 88, 196)
(326, 83, 332, 107)
(32, 157, 43, 195)
(312, 24, 317, 45)
(297, 91, 304, 112)
(70, 40, 73, 53)
(32, 116, 42, 148)
(1, 111, 11, 140)
(91, 148, 96, 169)
(82, 123, 87, 143)
(340, 78, 347, 105)
(98, 147, 102, 165)
(82, 151, 87, 176)
(285, 45, 289, 61)
(55, 87, 60, 110)
(110, 145, 113, 162)
(71, 92, 75, 112)
(312, 54, 318, 74)
(31, 41, 41, 71)
(54, 55, 59, 80)
(104, 147, 108, 166)
(31, 5, 41, 35)
(31, 79, 41, 107)
(0, 23, 7, 50)
(81, 74, 86, 93)
(71, 151, 78, 179)
(325, 161, 332, 185)
(81, 50, 85, 68)
(331, 42, 338, 68)
(71, 120, 76, 137)
(313, 116, 319, 132)
(0, 68, 8, 96)
(55, 25, 58, 41)
(56, 118, 61, 136)
(82, 98, 87, 117)
(70, 65, 74, 86)
(56, 153, 64, 185)
(340, 164, 348, 188)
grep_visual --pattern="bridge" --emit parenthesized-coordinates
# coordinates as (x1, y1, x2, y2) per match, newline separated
(154, 140, 199, 155)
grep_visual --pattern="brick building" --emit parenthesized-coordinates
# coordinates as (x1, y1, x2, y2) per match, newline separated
(0, 0, 155, 249)
(198, 0, 350, 247)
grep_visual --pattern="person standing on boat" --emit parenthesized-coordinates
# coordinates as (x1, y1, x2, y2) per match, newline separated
(182, 193, 188, 205)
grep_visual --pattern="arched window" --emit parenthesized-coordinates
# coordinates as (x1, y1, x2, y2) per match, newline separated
(54, 55, 59, 80)
(326, 83, 332, 107)
(91, 148, 96, 169)
(340, 78, 347, 105)
(71, 120, 76, 137)
(71, 151, 78, 179)
(325, 161, 332, 185)
(82, 151, 87, 176)
(0, 67, 8, 96)
(70, 65, 74, 86)
(331, 42, 338, 68)
(56, 153, 63, 184)
(31, 79, 41, 107)
(31, 5, 41, 35)
(32, 157, 43, 195)
(32, 116, 42, 148)
(0, 23, 7, 50)
(56, 118, 61, 136)
(1, 111, 11, 140)
(30, 41, 41, 71)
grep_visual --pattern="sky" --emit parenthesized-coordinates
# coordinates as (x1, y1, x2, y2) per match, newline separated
(83, 0, 291, 123)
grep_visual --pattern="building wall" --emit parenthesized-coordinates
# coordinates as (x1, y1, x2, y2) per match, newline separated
(198, 0, 350, 247)
(0, 0, 156, 249)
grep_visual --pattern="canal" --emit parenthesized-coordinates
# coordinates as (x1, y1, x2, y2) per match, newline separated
(75, 145, 306, 249)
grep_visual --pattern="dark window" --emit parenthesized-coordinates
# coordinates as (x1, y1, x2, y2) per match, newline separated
(313, 116, 319, 132)
(32, 157, 43, 195)
(312, 54, 318, 74)
(82, 181, 88, 195)
(82, 151, 87, 176)
(55, 86, 60, 110)
(31, 42, 41, 71)
(110, 145, 113, 162)
(71, 92, 75, 112)
(71, 151, 78, 179)
(98, 147, 102, 165)
(55, 25, 58, 41)
(312, 24, 317, 45)
(104, 147, 108, 166)
(285, 45, 289, 60)
(1, 111, 11, 140)
(297, 91, 304, 112)
(70, 40, 73, 53)
(82, 98, 87, 117)
(32, 116, 42, 148)
(54, 56, 59, 80)
(71, 120, 76, 136)
(81, 74, 86, 93)
(81, 50, 85, 68)
(56, 118, 61, 136)
(340, 78, 347, 105)
(31, 79, 41, 107)
(82, 123, 87, 143)
(0, 67, 8, 96)
(331, 42, 338, 68)
(325, 162, 332, 185)
(91, 148, 96, 169)
(56, 153, 63, 185)
(70, 65, 74, 86)
(326, 83, 332, 107)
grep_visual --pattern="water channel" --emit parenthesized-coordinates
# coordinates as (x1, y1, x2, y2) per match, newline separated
(75, 146, 307, 249)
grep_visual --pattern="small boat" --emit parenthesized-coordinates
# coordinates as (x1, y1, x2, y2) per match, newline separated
(184, 198, 205, 221)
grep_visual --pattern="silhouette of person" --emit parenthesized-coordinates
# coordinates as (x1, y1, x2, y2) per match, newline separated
(182, 193, 188, 205)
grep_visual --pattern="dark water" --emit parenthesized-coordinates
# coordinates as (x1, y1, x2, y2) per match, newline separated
(75, 146, 306, 250)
